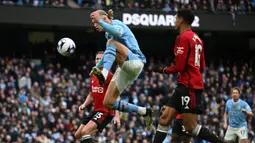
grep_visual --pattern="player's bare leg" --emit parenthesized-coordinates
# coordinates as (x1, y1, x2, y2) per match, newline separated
(172, 134, 191, 143)
(153, 106, 178, 143)
(171, 133, 181, 143)
(75, 124, 85, 139)
(92, 39, 154, 130)
(76, 121, 98, 143)
(181, 136, 192, 143)
(91, 39, 127, 85)
(182, 113, 224, 143)
(240, 139, 249, 143)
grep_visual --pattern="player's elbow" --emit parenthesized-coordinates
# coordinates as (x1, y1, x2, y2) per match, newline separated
(178, 66, 185, 72)
(107, 39, 120, 46)
(248, 112, 253, 117)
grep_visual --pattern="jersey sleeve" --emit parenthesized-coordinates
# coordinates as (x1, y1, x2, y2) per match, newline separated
(89, 78, 92, 92)
(200, 43, 205, 73)
(244, 102, 252, 112)
(225, 101, 229, 113)
(105, 72, 113, 85)
(98, 20, 124, 37)
(164, 36, 189, 74)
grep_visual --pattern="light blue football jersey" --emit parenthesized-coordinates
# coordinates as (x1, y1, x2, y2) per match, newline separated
(225, 99, 252, 128)
(103, 19, 146, 64)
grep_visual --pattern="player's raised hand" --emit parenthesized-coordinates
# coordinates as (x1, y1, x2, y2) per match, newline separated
(241, 108, 247, 113)
(79, 104, 86, 112)
(113, 117, 121, 129)
(89, 69, 94, 77)
(90, 12, 101, 23)
(152, 65, 166, 73)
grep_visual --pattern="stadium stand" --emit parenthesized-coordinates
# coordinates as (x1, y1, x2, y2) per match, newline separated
(0, 1, 255, 142)
(0, 0, 254, 12)
(0, 55, 254, 143)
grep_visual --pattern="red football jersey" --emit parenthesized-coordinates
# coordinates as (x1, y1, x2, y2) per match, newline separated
(164, 29, 205, 89)
(176, 114, 183, 119)
(89, 72, 115, 116)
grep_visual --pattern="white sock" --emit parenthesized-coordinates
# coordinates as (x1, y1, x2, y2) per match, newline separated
(102, 68, 109, 79)
(138, 107, 147, 115)
(80, 135, 91, 142)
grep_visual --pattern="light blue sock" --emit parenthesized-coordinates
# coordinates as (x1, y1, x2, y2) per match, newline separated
(112, 100, 146, 115)
(103, 43, 116, 71)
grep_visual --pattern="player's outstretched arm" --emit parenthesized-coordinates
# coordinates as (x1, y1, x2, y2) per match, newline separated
(79, 93, 94, 112)
(152, 37, 189, 74)
(246, 111, 253, 117)
(224, 102, 229, 129)
(98, 20, 124, 37)
(223, 112, 228, 129)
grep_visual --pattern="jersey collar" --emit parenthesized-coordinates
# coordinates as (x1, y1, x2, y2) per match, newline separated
(232, 99, 240, 103)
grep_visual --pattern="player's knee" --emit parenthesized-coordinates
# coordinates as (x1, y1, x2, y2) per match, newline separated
(159, 117, 169, 126)
(171, 134, 180, 143)
(183, 118, 197, 133)
(74, 131, 80, 139)
(81, 128, 91, 136)
(103, 99, 113, 109)
(183, 122, 196, 133)
(107, 39, 116, 45)
(182, 136, 192, 143)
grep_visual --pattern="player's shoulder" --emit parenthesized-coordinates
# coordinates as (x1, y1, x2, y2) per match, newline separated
(226, 99, 232, 104)
(112, 19, 124, 26)
(180, 30, 194, 38)
(240, 99, 248, 105)
(90, 76, 97, 82)
(180, 30, 202, 42)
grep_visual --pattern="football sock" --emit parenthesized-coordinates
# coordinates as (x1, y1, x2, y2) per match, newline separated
(153, 125, 169, 143)
(193, 125, 224, 143)
(102, 43, 116, 79)
(80, 135, 93, 143)
(112, 100, 146, 115)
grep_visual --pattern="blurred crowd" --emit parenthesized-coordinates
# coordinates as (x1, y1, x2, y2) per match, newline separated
(0, 0, 254, 13)
(0, 0, 67, 7)
(76, 0, 255, 13)
(0, 56, 255, 143)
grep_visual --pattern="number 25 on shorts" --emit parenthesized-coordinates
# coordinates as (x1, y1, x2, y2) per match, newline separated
(93, 112, 104, 121)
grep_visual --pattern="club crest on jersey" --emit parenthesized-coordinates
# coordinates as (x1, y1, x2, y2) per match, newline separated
(92, 86, 104, 93)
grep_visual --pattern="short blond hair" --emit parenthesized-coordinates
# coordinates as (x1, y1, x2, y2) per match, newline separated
(97, 9, 114, 20)
(232, 87, 241, 94)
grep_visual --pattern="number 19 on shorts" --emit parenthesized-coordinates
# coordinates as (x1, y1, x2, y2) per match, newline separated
(181, 96, 190, 109)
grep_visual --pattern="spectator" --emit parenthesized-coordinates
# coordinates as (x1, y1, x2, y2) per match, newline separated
(217, 0, 226, 11)
(162, 3, 171, 12)
(0, 56, 254, 142)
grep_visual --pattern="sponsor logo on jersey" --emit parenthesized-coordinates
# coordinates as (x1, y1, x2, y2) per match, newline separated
(92, 86, 104, 93)
(176, 47, 184, 54)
